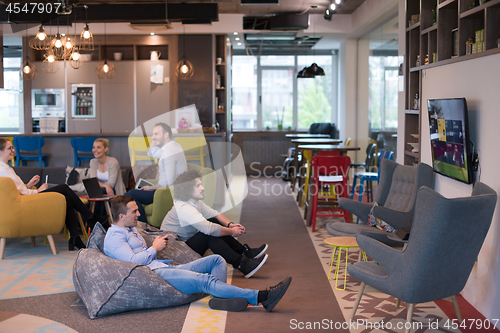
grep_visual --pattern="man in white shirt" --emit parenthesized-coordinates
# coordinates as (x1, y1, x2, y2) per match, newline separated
(126, 122, 187, 222)
(161, 169, 269, 278)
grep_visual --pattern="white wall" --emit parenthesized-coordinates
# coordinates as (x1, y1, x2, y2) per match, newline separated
(420, 53, 500, 320)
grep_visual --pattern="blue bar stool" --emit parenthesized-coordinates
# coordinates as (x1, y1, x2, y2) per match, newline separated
(71, 137, 98, 167)
(13, 136, 48, 167)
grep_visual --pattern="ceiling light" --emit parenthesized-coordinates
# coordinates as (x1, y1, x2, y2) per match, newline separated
(96, 23, 115, 79)
(150, 32, 155, 35)
(54, 33, 63, 48)
(335, 0, 341, 4)
(43, 49, 59, 73)
(30, 25, 50, 50)
(21, 56, 37, 80)
(330, 3, 336, 10)
(80, 6, 94, 50)
(36, 25, 47, 41)
(237, 42, 242, 46)
(235, 37, 240, 41)
(233, 32, 238, 35)
(175, 27, 195, 80)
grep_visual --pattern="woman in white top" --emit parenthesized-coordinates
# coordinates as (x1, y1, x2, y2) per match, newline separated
(0, 138, 102, 251)
(89, 138, 126, 196)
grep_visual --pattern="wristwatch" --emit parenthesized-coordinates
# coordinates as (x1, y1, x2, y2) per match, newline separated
(227, 222, 233, 227)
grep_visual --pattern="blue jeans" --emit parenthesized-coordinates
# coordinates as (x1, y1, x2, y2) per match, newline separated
(153, 255, 259, 305)
(125, 189, 155, 222)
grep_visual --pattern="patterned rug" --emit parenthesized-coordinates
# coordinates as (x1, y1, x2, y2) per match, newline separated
(297, 202, 461, 333)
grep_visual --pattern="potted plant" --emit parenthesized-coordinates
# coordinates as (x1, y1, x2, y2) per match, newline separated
(276, 107, 285, 130)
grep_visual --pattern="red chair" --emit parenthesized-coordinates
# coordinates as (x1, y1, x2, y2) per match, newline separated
(309, 156, 351, 232)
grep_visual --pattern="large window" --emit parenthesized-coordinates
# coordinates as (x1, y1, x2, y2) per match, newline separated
(369, 56, 398, 130)
(1, 37, 24, 134)
(232, 54, 337, 130)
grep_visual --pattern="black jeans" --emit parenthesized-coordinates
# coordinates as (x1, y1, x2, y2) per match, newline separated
(41, 184, 93, 238)
(185, 218, 246, 268)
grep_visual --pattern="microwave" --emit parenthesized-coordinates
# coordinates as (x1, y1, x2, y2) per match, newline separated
(31, 89, 65, 113)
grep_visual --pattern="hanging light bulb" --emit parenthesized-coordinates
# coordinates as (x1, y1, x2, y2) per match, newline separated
(330, 3, 336, 10)
(65, 37, 73, 49)
(36, 25, 47, 41)
(80, 6, 94, 50)
(103, 62, 109, 73)
(175, 27, 195, 80)
(69, 46, 83, 69)
(43, 49, 59, 73)
(20, 56, 37, 80)
(54, 33, 63, 48)
(96, 23, 115, 79)
(83, 25, 91, 39)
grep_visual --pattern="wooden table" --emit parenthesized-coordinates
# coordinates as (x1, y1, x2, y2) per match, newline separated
(297, 145, 361, 224)
(290, 138, 343, 191)
(324, 236, 367, 290)
(80, 195, 114, 225)
(285, 133, 330, 139)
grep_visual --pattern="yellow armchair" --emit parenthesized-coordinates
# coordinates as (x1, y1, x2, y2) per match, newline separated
(0, 177, 66, 259)
(144, 163, 217, 228)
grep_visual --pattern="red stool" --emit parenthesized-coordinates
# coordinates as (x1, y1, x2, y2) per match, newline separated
(310, 156, 351, 232)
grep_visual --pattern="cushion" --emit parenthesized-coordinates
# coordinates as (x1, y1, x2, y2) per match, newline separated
(367, 202, 396, 232)
(65, 166, 90, 192)
(74, 222, 204, 319)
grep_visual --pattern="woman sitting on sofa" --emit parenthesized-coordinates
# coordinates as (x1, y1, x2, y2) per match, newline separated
(89, 138, 126, 196)
(0, 138, 103, 251)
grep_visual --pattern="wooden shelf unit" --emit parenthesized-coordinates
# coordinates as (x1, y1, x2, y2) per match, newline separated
(403, 0, 500, 165)
(214, 34, 229, 133)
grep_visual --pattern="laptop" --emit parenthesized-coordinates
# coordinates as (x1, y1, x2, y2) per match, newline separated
(82, 177, 116, 199)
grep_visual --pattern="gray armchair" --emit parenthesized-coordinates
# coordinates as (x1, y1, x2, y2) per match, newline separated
(326, 159, 434, 244)
(347, 183, 497, 332)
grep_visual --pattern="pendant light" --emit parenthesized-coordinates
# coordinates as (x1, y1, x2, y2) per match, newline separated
(175, 26, 194, 80)
(29, 23, 49, 50)
(80, 5, 94, 51)
(96, 23, 115, 79)
(299, 20, 325, 77)
(21, 25, 37, 80)
(69, 14, 82, 69)
(43, 48, 60, 73)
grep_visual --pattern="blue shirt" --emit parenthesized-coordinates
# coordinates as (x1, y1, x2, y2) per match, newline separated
(104, 225, 171, 270)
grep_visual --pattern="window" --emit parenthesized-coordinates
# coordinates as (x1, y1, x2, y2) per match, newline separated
(369, 56, 398, 130)
(232, 53, 337, 130)
(1, 38, 24, 134)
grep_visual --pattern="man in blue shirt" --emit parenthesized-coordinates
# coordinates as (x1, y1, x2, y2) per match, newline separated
(104, 195, 291, 312)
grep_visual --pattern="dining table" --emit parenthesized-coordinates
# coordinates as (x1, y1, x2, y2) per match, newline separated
(295, 144, 361, 226)
(289, 138, 343, 191)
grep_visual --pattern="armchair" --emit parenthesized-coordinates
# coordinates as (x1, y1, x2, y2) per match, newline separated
(326, 159, 434, 244)
(0, 177, 66, 259)
(348, 183, 497, 332)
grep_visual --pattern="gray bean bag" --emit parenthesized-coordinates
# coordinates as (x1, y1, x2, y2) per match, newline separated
(73, 223, 204, 319)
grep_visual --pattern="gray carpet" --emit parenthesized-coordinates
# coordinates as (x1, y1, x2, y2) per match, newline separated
(225, 177, 348, 332)
(0, 292, 189, 333)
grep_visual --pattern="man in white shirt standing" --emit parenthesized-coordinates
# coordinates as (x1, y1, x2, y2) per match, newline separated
(161, 169, 269, 278)
(126, 122, 187, 222)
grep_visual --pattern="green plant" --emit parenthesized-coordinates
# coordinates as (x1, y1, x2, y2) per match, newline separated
(276, 107, 286, 129)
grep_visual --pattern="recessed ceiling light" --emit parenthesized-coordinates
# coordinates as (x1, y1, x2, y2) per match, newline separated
(330, 3, 336, 10)
(61, 33, 66, 36)
(233, 32, 238, 35)
(150, 32, 155, 35)
(235, 37, 240, 41)
(237, 42, 242, 45)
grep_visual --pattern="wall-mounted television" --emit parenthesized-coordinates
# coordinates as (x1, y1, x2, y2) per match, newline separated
(427, 98, 473, 184)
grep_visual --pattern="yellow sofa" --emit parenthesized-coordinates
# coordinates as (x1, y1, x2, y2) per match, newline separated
(0, 177, 66, 259)
(144, 163, 217, 228)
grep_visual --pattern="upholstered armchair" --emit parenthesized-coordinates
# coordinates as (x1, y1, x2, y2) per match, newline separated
(326, 159, 434, 244)
(144, 163, 217, 228)
(348, 183, 497, 333)
(0, 177, 66, 259)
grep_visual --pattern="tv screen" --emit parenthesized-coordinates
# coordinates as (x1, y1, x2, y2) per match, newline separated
(427, 98, 473, 184)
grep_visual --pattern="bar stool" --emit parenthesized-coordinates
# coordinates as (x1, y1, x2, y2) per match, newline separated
(13, 136, 48, 167)
(324, 236, 367, 290)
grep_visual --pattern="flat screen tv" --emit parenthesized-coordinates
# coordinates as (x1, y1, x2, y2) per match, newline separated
(427, 98, 473, 184)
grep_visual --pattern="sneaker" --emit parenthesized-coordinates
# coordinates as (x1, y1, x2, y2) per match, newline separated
(261, 276, 292, 312)
(208, 297, 248, 312)
(243, 243, 268, 259)
(238, 254, 268, 278)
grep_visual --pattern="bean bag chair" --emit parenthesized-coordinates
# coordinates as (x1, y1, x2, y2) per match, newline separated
(73, 223, 203, 319)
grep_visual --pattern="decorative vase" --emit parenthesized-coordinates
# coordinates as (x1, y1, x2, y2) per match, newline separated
(277, 124, 283, 130)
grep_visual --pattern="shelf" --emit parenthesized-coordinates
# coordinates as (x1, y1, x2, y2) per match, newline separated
(409, 66, 421, 72)
(406, 22, 421, 31)
(438, 0, 457, 10)
(215, 63, 226, 66)
(420, 46, 500, 69)
(421, 25, 438, 35)
(461, 0, 500, 17)
(405, 109, 420, 115)
(404, 150, 420, 158)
